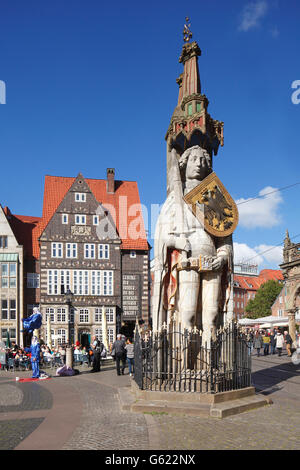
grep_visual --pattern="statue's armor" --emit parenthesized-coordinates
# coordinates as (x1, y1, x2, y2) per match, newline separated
(183, 203, 216, 258)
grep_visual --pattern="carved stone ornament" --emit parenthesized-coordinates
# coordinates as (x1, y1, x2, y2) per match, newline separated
(183, 172, 239, 237)
(71, 225, 92, 236)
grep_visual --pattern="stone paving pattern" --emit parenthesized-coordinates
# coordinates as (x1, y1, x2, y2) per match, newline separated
(0, 351, 299, 450)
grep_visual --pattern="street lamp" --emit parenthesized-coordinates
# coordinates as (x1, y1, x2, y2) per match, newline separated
(64, 289, 74, 369)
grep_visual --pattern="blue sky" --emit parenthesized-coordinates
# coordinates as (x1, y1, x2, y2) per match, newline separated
(0, 0, 299, 270)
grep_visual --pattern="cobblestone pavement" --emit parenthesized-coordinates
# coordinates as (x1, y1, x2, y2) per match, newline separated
(0, 351, 299, 450)
(149, 351, 300, 450)
(61, 369, 149, 450)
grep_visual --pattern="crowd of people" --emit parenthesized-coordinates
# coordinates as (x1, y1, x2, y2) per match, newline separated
(0, 335, 135, 376)
(244, 328, 298, 357)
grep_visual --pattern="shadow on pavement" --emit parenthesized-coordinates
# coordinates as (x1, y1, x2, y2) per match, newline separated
(252, 359, 300, 395)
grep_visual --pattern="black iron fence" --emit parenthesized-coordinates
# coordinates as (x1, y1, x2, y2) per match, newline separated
(134, 322, 251, 394)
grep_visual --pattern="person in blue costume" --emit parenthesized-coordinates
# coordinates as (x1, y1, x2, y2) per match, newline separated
(24, 335, 41, 378)
(22, 307, 42, 333)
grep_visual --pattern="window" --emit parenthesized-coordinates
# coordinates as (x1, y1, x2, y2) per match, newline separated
(104, 307, 114, 323)
(95, 307, 102, 323)
(1, 328, 16, 341)
(75, 193, 86, 202)
(93, 215, 99, 225)
(130, 250, 136, 258)
(108, 327, 114, 344)
(46, 308, 55, 322)
(57, 308, 66, 323)
(51, 242, 63, 258)
(27, 273, 40, 288)
(0, 263, 16, 288)
(62, 214, 68, 224)
(57, 329, 66, 344)
(60, 270, 71, 294)
(99, 244, 109, 259)
(103, 271, 113, 296)
(10, 299, 16, 320)
(1, 300, 8, 320)
(75, 214, 86, 225)
(79, 309, 89, 323)
(94, 327, 114, 343)
(92, 271, 101, 296)
(48, 270, 59, 295)
(187, 103, 193, 116)
(196, 102, 201, 113)
(94, 307, 115, 323)
(279, 296, 282, 304)
(95, 328, 102, 342)
(278, 309, 283, 317)
(84, 244, 96, 259)
(73, 270, 89, 295)
(0, 236, 8, 248)
(66, 243, 77, 258)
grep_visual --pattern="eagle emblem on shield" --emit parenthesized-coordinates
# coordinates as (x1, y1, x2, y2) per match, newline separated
(183, 172, 239, 237)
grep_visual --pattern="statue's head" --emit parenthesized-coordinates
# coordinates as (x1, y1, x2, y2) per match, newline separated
(178, 145, 212, 182)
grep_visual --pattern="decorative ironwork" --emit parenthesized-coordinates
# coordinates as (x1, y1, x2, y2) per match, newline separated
(134, 322, 251, 394)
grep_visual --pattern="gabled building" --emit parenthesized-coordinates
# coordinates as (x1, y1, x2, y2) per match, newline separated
(1, 168, 150, 347)
(0, 205, 25, 347)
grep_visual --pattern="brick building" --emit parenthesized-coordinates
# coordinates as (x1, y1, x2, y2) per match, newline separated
(0, 169, 150, 347)
(233, 268, 284, 321)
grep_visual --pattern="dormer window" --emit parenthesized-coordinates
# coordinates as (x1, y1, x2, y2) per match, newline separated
(75, 193, 86, 202)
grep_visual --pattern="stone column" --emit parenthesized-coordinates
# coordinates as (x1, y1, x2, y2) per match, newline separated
(65, 345, 73, 369)
(287, 309, 297, 345)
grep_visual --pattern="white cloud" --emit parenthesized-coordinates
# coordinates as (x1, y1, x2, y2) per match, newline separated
(236, 186, 283, 229)
(234, 242, 264, 266)
(254, 244, 283, 265)
(234, 242, 283, 269)
(238, 0, 268, 32)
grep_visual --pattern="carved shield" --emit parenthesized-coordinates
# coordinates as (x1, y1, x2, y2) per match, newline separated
(183, 172, 239, 237)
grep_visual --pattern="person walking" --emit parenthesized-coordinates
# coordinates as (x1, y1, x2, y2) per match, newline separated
(262, 332, 270, 356)
(253, 331, 263, 357)
(276, 331, 284, 357)
(125, 338, 134, 377)
(270, 330, 276, 355)
(284, 331, 293, 357)
(90, 336, 104, 373)
(112, 334, 127, 375)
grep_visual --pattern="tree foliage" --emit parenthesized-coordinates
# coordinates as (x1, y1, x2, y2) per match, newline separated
(245, 280, 283, 319)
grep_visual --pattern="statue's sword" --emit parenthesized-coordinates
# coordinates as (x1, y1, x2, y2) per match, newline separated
(169, 148, 189, 266)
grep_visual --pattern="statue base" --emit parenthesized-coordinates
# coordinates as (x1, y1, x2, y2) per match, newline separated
(119, 381, 272, 419)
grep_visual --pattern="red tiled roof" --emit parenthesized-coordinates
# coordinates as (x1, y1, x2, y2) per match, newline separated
(234, 269, 283, 292)
(36, 175, 149, 256)
(9, 214, 41, 259)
